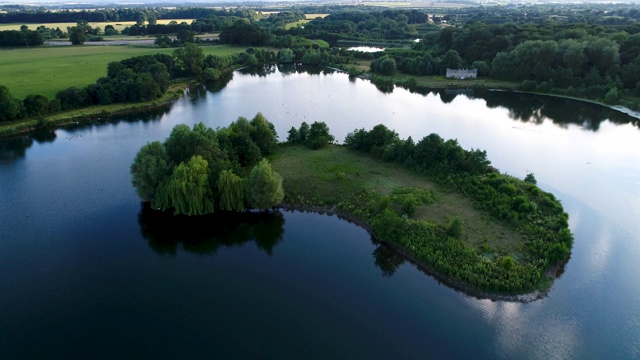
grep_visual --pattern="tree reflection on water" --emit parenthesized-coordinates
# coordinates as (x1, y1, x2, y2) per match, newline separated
(137, 202, 285, 256)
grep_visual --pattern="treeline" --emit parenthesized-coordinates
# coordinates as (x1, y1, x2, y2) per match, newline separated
(339, 125, 573, 293)
(300, 9, 433, 45)
(441, 3, 640, 26)
(0, 44, 236, 122)
(368, 15, 640, 106)
(0, 7, 259, 24)
(0, 29, 43, 46)
(130, 114, 283, 216)
(123, 10, 258, 36)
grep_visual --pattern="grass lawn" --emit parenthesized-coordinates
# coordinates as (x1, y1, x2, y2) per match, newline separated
(270, 144, 525, 256)
(285, 14, 328, 30)
(285, 20, 311, 30)
(304, 13, 329, 19)
(0, 44, 246, 99)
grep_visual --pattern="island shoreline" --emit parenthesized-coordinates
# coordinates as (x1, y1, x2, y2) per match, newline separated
(279, 203, 563, 303)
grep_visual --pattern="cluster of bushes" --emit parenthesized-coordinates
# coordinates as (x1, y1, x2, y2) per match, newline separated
(338, 124, 573, 293)
(131, 113, 283, 216)
(286, 121, 335, 149)
(345, 124, 492, 175)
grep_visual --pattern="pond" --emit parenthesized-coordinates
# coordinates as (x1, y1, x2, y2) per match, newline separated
(1, 65, 639, 358)
(346, 46, 384, 52)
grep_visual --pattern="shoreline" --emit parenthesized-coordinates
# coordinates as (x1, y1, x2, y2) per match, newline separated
(0, 83, 188, 139)
(279, 203, 561, 303)
(2, 70, 638, 139)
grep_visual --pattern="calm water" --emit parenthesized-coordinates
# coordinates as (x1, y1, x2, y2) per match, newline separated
(1, 65, 639, 359)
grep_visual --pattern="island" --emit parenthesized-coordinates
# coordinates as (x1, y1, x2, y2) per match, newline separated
(131, 114, 573, 301)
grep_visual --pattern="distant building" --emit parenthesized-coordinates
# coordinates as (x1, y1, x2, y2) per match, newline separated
(446, 68, 477, 79)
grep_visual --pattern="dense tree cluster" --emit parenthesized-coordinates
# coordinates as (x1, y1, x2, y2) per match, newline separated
(131, 114, 283, 216)
(286, 121, 335, 149)
(219, 19, 273, 46)
(340, 124, 573, 293)
(56, 53, 173, 110)
(0, 29, 43, 47)
(300, 9, 431, 45)
(364, 6, 640, 106)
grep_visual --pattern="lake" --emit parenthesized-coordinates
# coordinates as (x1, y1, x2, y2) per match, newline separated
(1, 65, 639, 359)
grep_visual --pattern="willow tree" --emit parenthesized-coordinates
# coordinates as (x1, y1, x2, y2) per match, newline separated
(217, 170, 246, 212)
(156, 155, 214, 216)
(130, 141, 172, 205)
(247, 159, 284, 210)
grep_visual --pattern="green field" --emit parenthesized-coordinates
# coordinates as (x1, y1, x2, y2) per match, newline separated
(0, 44, 246, 99)
(285, 14, 328, 30)
(270, 144, 525, 255)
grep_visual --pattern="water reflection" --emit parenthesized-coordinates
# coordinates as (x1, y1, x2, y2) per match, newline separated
(137, 203, 285, 256)
(372, 244, 406, 277)
(0, 128, 56, 162)
(238, 64, 334, 77)
(202, 73, 233, 94)
(477, 90, 639, 131)
(3, 67, 638, 166)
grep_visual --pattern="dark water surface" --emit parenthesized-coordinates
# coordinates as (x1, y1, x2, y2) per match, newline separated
(1, 66, 639, 359)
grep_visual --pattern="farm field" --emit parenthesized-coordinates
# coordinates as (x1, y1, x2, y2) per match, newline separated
(0, 44, 245, 99)
(285, 13, 328, 30)
(0, 19, 195, 32)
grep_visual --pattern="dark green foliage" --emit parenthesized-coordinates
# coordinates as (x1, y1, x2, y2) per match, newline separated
(298, 122, 309, 143)
(288, 121, 335, 150)
(23, 94, 50, 117)
(345, 124, 399, 155)
(0, 29, 43, 47)
(217, 170, 246, 212)
(446, 217, 464, 239)
(278, 48, 295, 63)
(173, 43, 204, 76)
(250, 112, 278, 155)
(156, 155, 215, 216)
(286, 127, 299, 143)
(131, 115, 281, 216)
(524, 173, 537, 185)
(130, 141, 172, 204)
(226, 117, 263, 167)
(604, 87, 619, 104)
(247, 158, 284, 210)
(56, 87, 88, 110)
(306, 121, 335, 149)
(342, 124, 574, 293)
(371, 55, 397, 75)
(390, 187, 435, 216)
(68, 26, 86, 45)
(219, 19, 273, 46)
(0, 85, 22, 122)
